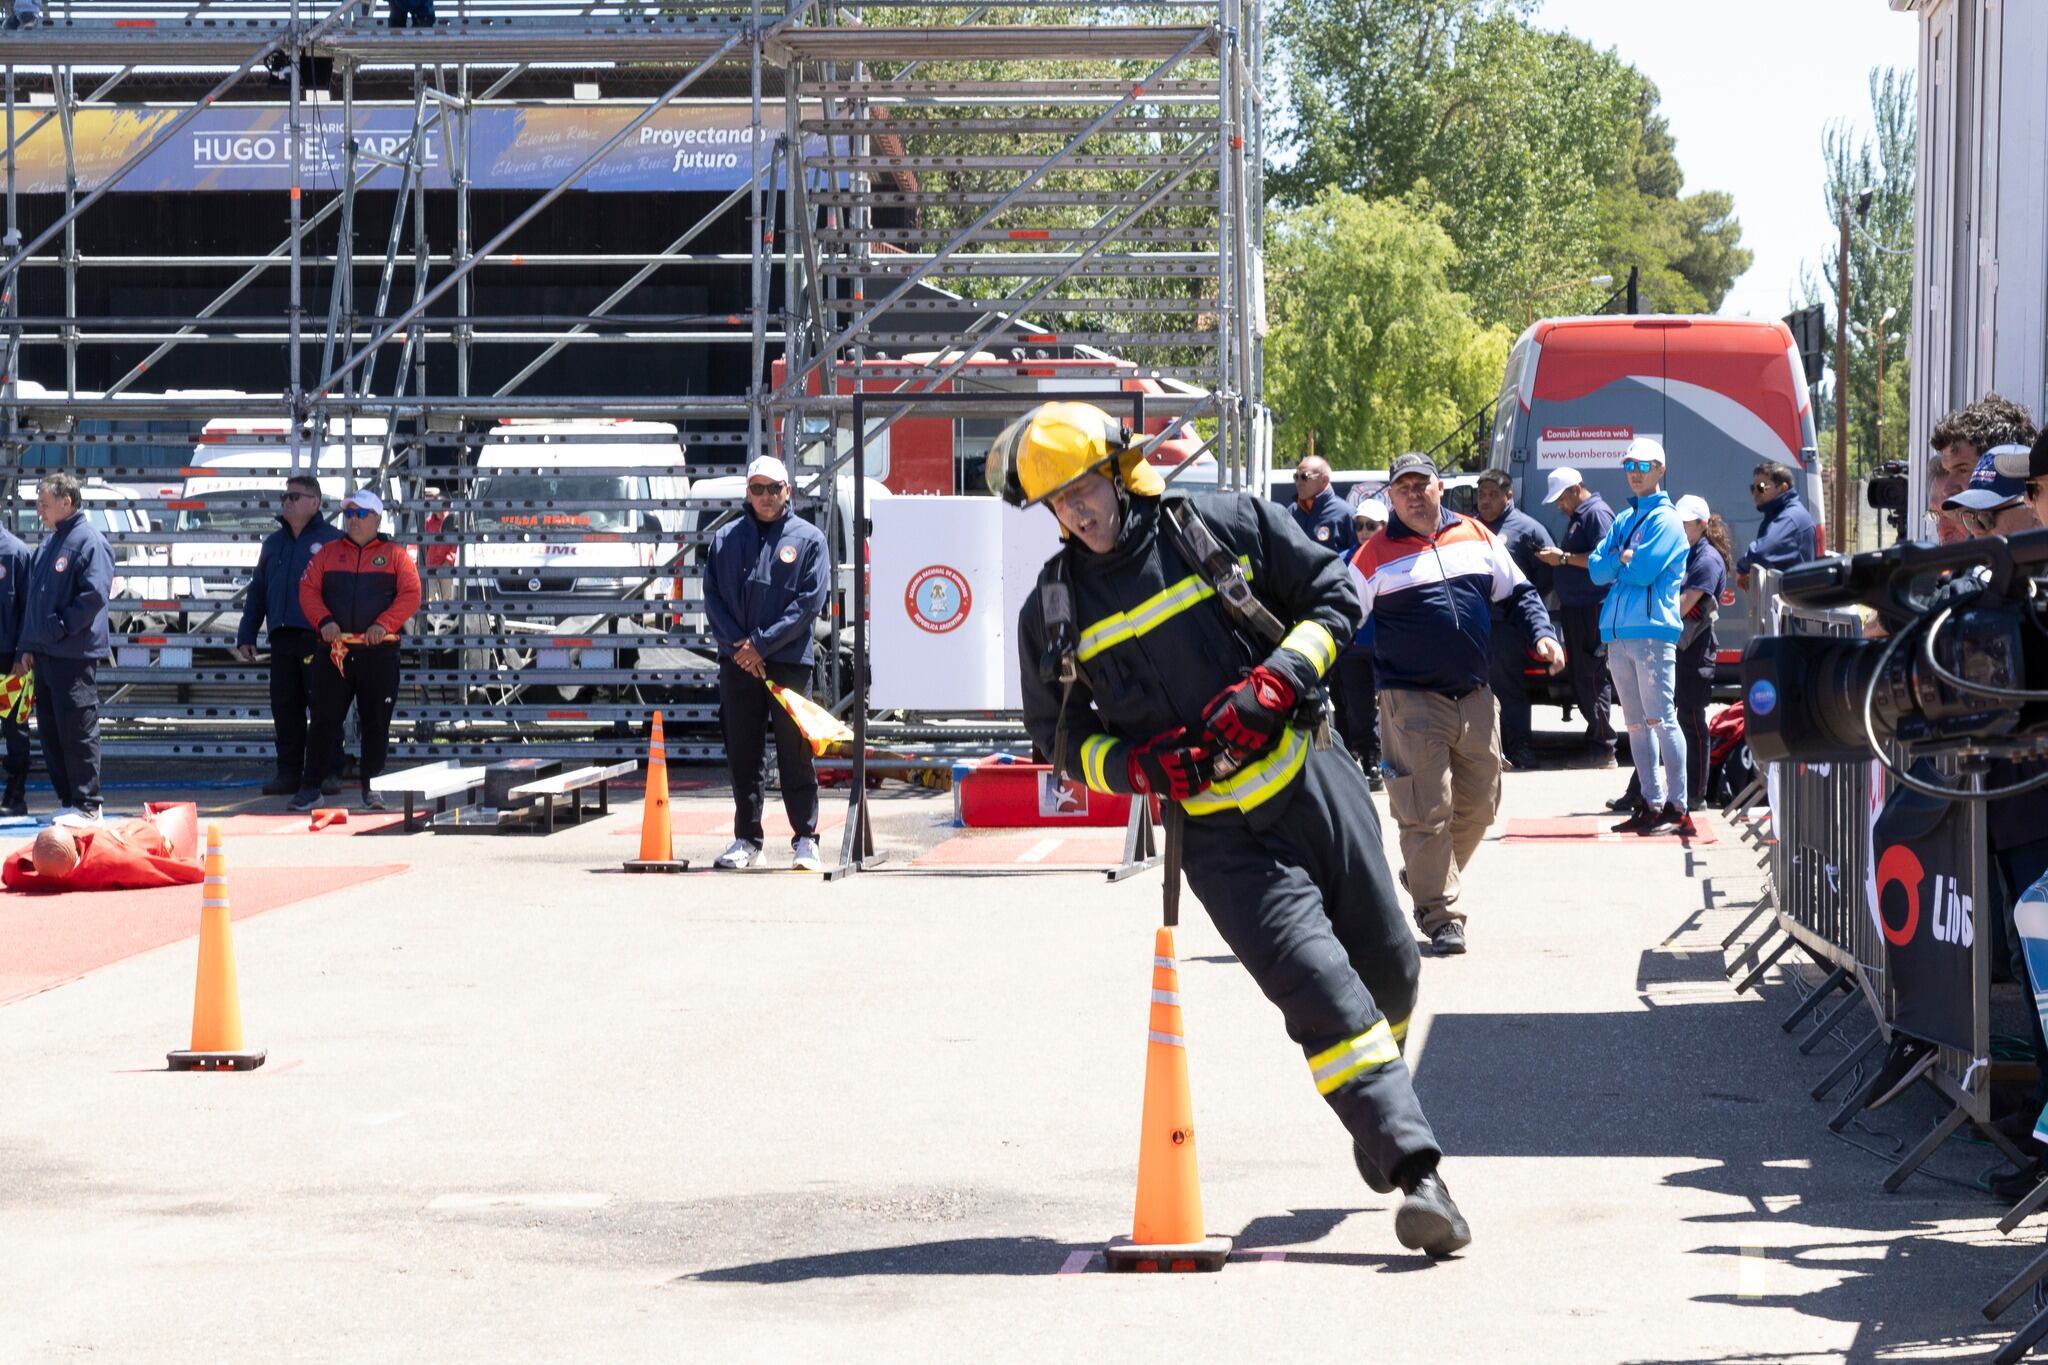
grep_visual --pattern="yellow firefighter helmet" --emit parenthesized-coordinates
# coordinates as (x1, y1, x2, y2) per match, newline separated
(986, 401, 1167, 508)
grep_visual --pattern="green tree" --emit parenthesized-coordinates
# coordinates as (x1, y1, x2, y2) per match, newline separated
(1591, 90, 1752, 313)
(1798, 66, 1914, 475)
(1264, 189, 1508, 464)
(1271, 2, 1749, 325)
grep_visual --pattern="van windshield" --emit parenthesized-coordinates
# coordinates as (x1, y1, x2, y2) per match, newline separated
(176, 491, 280, 535)
(471, 475, 645, 533)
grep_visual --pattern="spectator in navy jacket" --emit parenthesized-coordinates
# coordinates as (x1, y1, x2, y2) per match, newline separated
(1735, 462, 1818, 589)
(1535, 467, 1617, 762)
(1289, 455, 1357, 557)
(238, 475, 344, 798)
(0, 517, 30, 816)
(1475, 469, 1554, 771)
(14, 473, 113, 821)
(703, 456, 830, 872)
(1347, 454, 1563, 955)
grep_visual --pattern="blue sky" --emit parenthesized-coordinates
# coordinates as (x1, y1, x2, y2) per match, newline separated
(1532, 0, 1919, 320)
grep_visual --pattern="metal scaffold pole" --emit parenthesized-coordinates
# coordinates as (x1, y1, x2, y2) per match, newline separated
(0, 0, 1263, 767)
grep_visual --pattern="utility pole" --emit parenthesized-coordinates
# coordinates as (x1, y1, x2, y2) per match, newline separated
(1833, 199, 1851, 546)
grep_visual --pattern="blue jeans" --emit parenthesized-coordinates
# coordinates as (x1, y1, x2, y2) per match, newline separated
(1608, 636, 1686, 810)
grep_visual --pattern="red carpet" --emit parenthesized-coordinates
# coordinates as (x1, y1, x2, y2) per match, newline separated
(0, 863, 407, 1007)
(912, 830, 1131, 869)
(207, 813, 411, 837)
(1501, 814, 1719, 845)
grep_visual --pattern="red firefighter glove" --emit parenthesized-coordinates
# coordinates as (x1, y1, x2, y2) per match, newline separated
(1126, 728, 1221, 801)
(1200, 665, 1297, 757)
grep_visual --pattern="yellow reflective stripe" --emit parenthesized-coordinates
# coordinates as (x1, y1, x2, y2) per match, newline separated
(1076, 556, 1254, 663)
(1388, 1017, 1409, 1045)
(1179, 726, 1309, 816)
(1308, 1019, 1400, 1095)
(1079, 733, 1122, 795)
(1279, 620, 1337, 677)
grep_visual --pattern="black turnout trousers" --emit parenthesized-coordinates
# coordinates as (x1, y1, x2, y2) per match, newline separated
(1181, 746, 1440, 1184)
(1557, 602, 1613, 746)
(305, 644, 401, 791)
(32, 655, 100, 810)
(718, 656, 820, 846)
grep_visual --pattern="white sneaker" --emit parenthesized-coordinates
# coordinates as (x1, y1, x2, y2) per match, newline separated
(713, 838, 763, 870)
(791, 836, 822, 871)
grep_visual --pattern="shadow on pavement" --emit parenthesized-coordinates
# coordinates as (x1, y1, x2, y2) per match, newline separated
(1415, 936, 2038, 1361)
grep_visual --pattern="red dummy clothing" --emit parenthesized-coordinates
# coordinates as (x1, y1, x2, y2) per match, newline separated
(2, 802, 204, 892)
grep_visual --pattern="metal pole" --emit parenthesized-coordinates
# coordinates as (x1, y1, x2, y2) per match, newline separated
(4, 57, 17, 427)
(55, 64, 76, 397)
(288, 0, 306, 467)
(312, 30, 749, 402)
(1834, 199, 1851, 548)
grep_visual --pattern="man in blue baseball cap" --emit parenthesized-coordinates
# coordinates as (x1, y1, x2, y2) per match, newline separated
(1945, 445, 2039, 539)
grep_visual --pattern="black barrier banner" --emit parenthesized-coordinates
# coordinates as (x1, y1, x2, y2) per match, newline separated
(1872, 768, 1974, 1052)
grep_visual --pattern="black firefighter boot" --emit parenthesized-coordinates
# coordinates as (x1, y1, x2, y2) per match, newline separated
(0, 771, 24, 817)
(1394, 1157, 1472, 1258)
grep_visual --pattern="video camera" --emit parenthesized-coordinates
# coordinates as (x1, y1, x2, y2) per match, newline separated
(1866, 459, 1910, 543)
(1742, 529, 2048, 767)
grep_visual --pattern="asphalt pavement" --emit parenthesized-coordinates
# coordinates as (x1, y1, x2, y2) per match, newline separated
(1, 741, 2042, 1363)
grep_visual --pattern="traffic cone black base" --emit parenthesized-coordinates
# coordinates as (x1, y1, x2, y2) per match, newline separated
(166, 1048, 267, 1072)
(623, 859, 691, 874)
(1103, 1234, 1232, 1273)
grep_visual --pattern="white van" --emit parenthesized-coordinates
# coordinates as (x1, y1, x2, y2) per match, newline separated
(170, 416, 397, 629)
(467, 419, 689, 615)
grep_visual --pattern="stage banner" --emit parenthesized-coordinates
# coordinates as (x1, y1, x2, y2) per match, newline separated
(1871, 764, 1975, 1052)
(7, 103, 817, 194)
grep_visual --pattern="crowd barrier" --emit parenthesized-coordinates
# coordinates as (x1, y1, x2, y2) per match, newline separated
(1723, 571, 2048, 1363)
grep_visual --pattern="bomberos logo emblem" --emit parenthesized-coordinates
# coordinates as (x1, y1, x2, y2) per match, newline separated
(779, 543, 797, 565)
(1875, 842, 1974, 949)
(905, 565, 971, 634)
(53, 556, 67, 573)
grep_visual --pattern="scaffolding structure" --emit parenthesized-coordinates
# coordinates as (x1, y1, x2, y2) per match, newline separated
(0, 0, 1265, 766)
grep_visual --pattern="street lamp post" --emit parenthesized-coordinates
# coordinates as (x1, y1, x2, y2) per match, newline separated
(1833, 188, 1874, 547)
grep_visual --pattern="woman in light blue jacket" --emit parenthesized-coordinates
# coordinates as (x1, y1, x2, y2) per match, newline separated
(1585, 438, 1693, 836)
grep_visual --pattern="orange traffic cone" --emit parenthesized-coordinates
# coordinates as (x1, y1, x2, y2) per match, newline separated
(166, 822, 266, 1072)
(1103, 926, 1232, 1271)
(624, 709, 688, 872)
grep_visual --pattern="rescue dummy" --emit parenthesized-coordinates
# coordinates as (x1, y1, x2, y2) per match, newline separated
(2, 801, 203, 892)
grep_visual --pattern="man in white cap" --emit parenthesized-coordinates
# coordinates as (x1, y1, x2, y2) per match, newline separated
(703, 455, 830, 870)
(292, 488, 420, 812)
(1584, 440, 1693, 837)
(1534, 467, 1617, 763)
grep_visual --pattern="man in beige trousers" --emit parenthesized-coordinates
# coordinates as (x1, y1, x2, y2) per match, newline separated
(1347, 454, 1564, 955)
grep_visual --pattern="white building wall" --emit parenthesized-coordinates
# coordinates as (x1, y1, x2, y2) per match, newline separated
(1898, 0, 2048, 537)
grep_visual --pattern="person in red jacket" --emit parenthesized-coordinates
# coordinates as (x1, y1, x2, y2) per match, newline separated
(291, 489, 420, 813)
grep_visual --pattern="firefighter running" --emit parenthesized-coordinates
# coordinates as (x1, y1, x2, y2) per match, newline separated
(996, 402, 1470, 1258)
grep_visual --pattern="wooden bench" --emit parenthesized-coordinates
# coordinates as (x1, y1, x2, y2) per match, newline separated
(506, 759, 639, 834)
(371, 760, 486, 832)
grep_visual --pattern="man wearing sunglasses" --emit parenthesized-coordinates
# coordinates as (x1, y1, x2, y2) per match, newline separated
(702, 455, 829, 871)
(1734, 461, 1818, 592)
(1587, 439, 1693, 837)
(1943, 445, 2040, 540)
(292, 489, 420, 813)
(237, 476, 344, 799)
(1289, 455, 1356, 558)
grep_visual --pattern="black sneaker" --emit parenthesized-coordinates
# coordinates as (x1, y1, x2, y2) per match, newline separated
(1610, 806, 1657, 833)
(287, 789, 319, 813)
(1638, 802, 1685, 835)
(1430, 922, 1467, 956)
(261, 774, 300, 797)
(1395, 1169, 1472, 1257)
(1989, 1160, 2048, 1204)
(320, 775, 343, 796)
(1354, 1141, 1395, 1194)
(1862, 1035, 1937, 1112)
(1606, 789, 1639, 813)
(1505, 746, 1541, 771)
